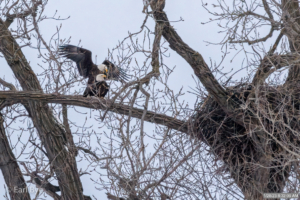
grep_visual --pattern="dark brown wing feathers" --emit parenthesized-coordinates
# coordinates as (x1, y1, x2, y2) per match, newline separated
(102, 60, 130, 82)
(59, 45, 129, 85)
(59, 45, 95, 78)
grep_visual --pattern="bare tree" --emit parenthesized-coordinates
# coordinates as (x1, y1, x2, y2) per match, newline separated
(1, 0, 300, 200)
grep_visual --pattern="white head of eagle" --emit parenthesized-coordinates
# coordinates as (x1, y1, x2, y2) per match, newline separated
(96, 74, 106, 82)
(98, 64, 108, 73)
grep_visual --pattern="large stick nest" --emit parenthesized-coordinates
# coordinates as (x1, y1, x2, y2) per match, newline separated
(192, 83, 300, 196)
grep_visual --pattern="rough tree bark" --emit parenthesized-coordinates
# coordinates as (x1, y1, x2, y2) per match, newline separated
(283, 0, 300, 84)
(0, 113, 31, 200)
(0, 14, 90, 200)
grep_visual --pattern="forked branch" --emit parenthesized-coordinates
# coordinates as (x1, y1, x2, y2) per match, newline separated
(149, 0, 243, 124)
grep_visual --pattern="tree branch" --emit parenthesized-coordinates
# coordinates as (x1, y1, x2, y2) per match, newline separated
(262, 0, 274, 20)
(77, 146, 112, 161)
(149, 0, 243, 124)
(151, 10, 163, 74)
(106, 192, 125, 200)
(62, 104, 78, 156)
(0, 91, 189, 133)
(0, 78, 17, 91)
(229, 22, 276, 45)
(252, 53, 300, 86)
(21, 162, 60, 200)
(4, 0, 42, 28)
(21, 162, 91, 200)
(282, 0, 300, 84)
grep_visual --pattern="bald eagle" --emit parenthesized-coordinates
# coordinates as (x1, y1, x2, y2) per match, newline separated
(83, 74, 109, 98)
(59, 44, 129, 84)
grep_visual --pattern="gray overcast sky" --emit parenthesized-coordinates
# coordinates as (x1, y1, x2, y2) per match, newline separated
(0, 0, 274, 199)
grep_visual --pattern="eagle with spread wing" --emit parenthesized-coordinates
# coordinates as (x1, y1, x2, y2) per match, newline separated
(59, 44, 129, 84)
(59, 44, 129, 98)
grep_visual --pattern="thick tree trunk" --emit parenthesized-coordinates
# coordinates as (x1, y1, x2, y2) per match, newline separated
(282, 0, 300, 84)
(0, 113, 31, 200)
(0, 19, 86, 199)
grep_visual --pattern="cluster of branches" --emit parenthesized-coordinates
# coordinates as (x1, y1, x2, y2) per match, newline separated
(1, 0, 300, 200)
(0, 0, 208, 199)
